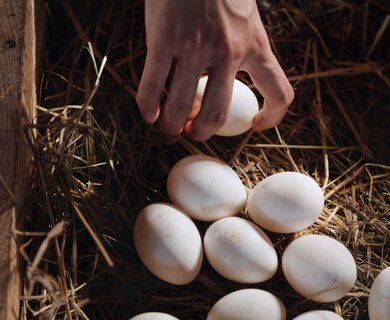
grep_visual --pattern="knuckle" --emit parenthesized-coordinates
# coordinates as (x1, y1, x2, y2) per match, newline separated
(250, 39, 275, 63)
(140, 80, 161, 97)
(217, 36, 244, 63)
(277, 86, 294, 109)
(181, 38, 203, 56)
(173, 102, 193, 116)
(227, 47, 244, 63)
(253, 48, 274, 64)
(229, 45, 245, 63)
(206, 111, 228, 126)
(252, 32, 273, 52)
(254, 35, 271, 51)
(137, 81, 161, 107)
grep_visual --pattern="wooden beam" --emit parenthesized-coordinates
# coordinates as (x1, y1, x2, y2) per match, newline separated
(0, 0, 41, 318)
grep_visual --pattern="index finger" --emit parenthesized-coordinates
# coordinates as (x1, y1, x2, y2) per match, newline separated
(136, 51, 172, 124)
(246, 53, 294, 131)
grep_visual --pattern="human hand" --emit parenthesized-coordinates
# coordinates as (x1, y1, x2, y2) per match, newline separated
(137, 0, 294, 142)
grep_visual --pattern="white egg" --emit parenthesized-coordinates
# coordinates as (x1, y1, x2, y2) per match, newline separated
(167, 155, 247, 221)
(282, 235, 357, 302)
(247, 172, 324, 233)
(292, 310, 344, 320)
(130, 313, 179, 320)
(368, 267, 390, 320)
(207, 289, 286, 320)
(192, 76, 259, 136)
(204, 217, 278, 283)
(133, 203, 203, 285)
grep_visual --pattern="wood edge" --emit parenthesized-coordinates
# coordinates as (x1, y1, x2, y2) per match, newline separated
(0, 0, 41, 318)
(0, 208, 19, 319)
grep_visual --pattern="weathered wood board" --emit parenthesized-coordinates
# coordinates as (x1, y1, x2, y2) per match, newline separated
(0, 0, 42, 318)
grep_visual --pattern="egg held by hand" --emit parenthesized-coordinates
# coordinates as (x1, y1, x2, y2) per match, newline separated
(190, 76, 259, 136)
(133, 203, 203, 285)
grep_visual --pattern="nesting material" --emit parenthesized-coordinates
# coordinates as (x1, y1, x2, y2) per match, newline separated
(19, 0, 389, 319)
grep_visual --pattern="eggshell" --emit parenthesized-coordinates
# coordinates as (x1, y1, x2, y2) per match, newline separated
(133, 203, 203, 285)
(292, 310, 344, 320)
(167, 155, 247, 221)
(192, 76, 259, 136)
(282, 235, 357, 302)
(130, 313, 179, 320)
(207, 289, 286, 320)
(204, 217, 278, 283)
(247, 172, 324, 233)
(368, 267, 390, 320)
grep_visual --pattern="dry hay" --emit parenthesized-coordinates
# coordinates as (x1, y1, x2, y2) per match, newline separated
(19, 0, 389, 319)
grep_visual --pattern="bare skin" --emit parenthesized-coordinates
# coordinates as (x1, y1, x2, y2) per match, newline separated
(137, 0, 294, 142)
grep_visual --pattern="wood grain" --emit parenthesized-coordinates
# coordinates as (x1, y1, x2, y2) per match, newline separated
(0, 0, 40, 318)
(0, 1, 19, 204)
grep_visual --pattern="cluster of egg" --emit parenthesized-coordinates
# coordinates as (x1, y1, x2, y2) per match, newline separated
(131, 80, 389, 319)
(130, 154, 375, 320)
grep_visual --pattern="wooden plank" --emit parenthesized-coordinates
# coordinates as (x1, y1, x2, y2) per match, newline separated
(0, 0, 41, 318)
(0, 1, 19, 203)
(0, 0, 24, 317)
(0, 208, 18, 319)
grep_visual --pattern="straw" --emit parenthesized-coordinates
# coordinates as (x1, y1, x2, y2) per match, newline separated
(19, 0, 389, 319)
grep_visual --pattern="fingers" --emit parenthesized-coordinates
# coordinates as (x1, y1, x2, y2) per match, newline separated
(136, 50, 172, 123)
(246, 53, 294, 131)
(185, 67, 235, 141)
(159, 62, 201, 140)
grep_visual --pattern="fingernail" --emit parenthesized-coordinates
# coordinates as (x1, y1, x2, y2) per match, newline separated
(143, 112, 158, 124)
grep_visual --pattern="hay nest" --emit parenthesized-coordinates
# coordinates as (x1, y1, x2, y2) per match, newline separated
(20, 0, 389, 319)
